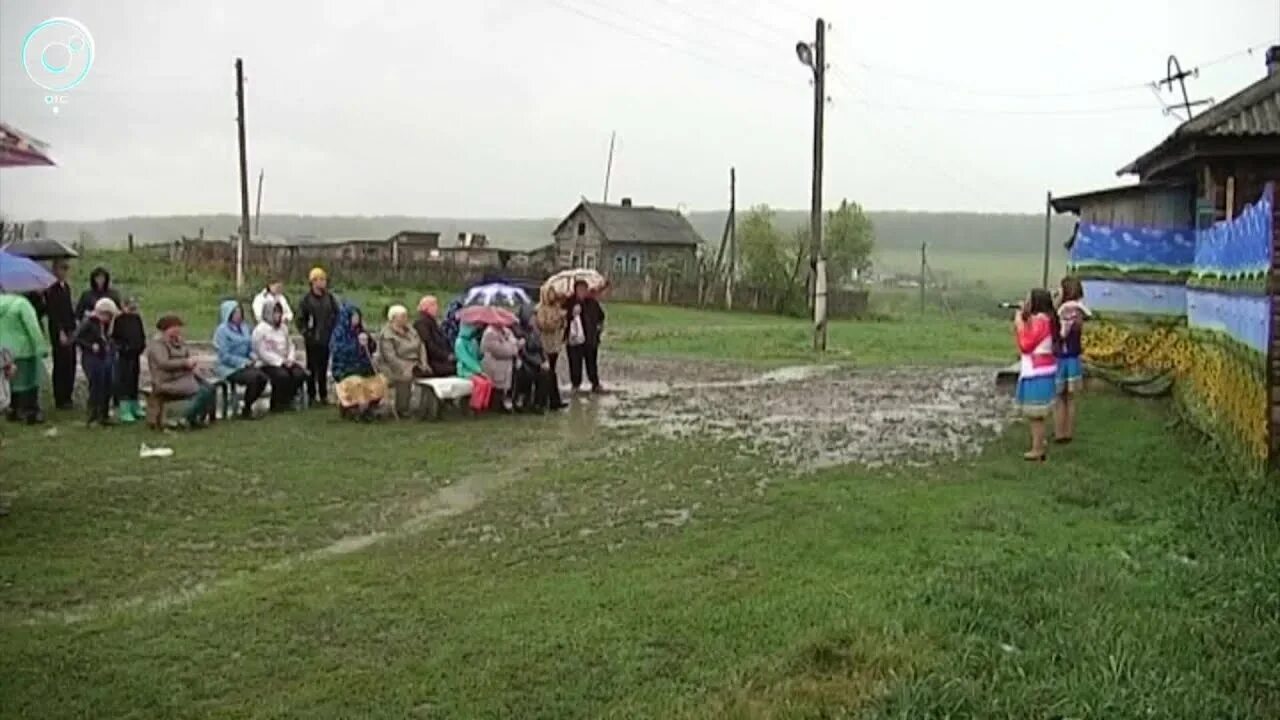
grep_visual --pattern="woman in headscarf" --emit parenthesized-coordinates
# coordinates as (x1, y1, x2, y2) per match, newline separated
(378, 304, 426, 417)
(330, 302, 387, 421)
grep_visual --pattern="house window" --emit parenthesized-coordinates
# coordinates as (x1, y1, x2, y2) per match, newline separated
(628, 254, 642, 274)
(577, 221, 587, 237)
(583, 253, 596, 269)
(570, 252, 580, 267)
(613, 254, 626, 273)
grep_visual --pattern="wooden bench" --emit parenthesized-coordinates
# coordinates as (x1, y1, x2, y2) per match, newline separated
(142, 381, 224, 429)
(414, 377, 472, 420)
(219, 375, 310, 418)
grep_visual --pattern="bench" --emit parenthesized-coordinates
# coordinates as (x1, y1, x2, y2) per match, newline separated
(142, 381, 224, 429)
(414, 377, 472, 420)
(219, 376, 310, 418)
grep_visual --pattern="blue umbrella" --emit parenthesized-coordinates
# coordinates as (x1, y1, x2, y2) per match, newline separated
(0, 251, 55, 293)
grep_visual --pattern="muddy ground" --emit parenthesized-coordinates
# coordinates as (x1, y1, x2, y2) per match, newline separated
(52, 348, 1010, 469)
(582, 356, 1010, 470)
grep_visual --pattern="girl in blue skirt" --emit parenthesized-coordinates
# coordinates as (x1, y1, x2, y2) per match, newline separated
(1014, 289, 1060, 461)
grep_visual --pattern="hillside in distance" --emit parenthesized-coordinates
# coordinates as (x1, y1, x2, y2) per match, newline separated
(29, 209, 1073, 278)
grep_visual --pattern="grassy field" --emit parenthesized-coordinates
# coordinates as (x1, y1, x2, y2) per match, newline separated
(60, 250, 1014, 367)
(2, 255, 1277, 718)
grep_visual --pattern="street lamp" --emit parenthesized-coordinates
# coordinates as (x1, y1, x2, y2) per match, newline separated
(796, 20, 827, 351)
(795, 42, 814, 70)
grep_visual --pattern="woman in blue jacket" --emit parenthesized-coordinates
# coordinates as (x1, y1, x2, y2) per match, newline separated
(213, 300, 268, 419)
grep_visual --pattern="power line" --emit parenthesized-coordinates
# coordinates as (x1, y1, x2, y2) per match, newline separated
(833, 36, 1278, 101)
(541, 0, 798, 88)
(827, 65, 1156, 117)
(648, 0, 784, 52)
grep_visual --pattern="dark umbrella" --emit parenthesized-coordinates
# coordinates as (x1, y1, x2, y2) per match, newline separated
(0, 237, 79, 260)
(0, 251, 56, 292)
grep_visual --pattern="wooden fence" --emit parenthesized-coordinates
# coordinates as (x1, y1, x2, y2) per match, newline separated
(159, 240, 870, 319)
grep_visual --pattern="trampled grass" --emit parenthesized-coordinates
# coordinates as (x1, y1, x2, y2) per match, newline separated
(2, 388, 1277, 718)
(3, 252, 1275, 718)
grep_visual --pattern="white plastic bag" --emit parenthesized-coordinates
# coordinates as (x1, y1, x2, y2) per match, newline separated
(568, 315, 586, 347)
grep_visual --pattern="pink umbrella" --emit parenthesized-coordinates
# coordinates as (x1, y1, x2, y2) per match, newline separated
(0, 123, 55, 168)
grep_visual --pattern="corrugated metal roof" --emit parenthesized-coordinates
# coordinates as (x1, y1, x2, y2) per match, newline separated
(1121, 71, 1280, 176)
(555, 201, 703, 247)
(1187, 72, 1280, 137)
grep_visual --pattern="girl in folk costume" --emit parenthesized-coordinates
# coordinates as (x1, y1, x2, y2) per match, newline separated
(1055, 276, 1091, 444)
(1013, 288, 1060, 461)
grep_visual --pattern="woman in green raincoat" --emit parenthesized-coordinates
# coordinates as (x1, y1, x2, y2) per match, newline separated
(0, 293, 50, 424)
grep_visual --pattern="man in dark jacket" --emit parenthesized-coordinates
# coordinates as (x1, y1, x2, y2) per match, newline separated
(75, 266, 123, 321)
(413, 295, 456, 376)
(564, 280, 605, 393)
(295, 267, 339, 404)
(44, 260, 78, 410)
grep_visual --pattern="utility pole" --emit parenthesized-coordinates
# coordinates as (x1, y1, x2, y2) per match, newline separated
(1041, 190, 1052, 288)
(796, 18, 827, 350)
(235, 58, 251, 293)
(254, 169, 264, 236)
(602, 131, 616, 203)
(725, 166, 737, 310)
(919, 243, 927, 316)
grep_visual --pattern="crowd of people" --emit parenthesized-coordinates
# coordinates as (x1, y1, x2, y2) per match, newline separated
(1012, 276, 1090, 461)
(0, 264, 609, 429)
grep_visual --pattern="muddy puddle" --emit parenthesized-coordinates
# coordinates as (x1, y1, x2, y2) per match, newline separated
(578, 357, 1010, 470)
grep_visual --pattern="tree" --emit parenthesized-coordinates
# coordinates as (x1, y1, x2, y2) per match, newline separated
(825, 199, 875, 283)
(738, 205, 789, 292)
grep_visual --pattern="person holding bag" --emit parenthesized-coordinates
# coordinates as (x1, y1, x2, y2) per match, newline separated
(564, 280, 605, 394)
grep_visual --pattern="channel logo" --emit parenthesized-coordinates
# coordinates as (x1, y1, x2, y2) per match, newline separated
(22, 17, 95, 93)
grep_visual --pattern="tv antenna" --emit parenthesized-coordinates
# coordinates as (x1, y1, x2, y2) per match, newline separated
(1158, 54, 1213, 120)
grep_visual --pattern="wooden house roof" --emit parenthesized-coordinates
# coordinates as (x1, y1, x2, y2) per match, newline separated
(554, 201, 702, 247)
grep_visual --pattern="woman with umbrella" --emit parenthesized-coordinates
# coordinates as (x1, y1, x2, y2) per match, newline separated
(453, 305, 520, 413)
(0, 252, 57, 424)
(330, 302, 387, 421)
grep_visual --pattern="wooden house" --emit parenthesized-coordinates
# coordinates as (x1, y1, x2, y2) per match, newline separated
(1050, 46, 1280, 470)
(552, 198, 701, 277)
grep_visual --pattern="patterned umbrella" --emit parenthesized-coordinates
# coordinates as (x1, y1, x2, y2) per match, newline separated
(0, 123, 55, 168)
(457, 305, 517, 328)
(541, 268, 607, 304)
(462, 282, 531, 309)
(0, 251, 56, 292)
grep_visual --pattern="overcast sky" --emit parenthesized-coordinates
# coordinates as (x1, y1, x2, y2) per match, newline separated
(0, 0, 1276, 221)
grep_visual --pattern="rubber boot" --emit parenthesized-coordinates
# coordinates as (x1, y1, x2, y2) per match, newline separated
(119, 399, 139, 424)
(16, 390, 44, 425)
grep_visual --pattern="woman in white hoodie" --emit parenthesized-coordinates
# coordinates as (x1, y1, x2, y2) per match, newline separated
(251, 280, 294, 326)
(252, 299, 307, 412)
